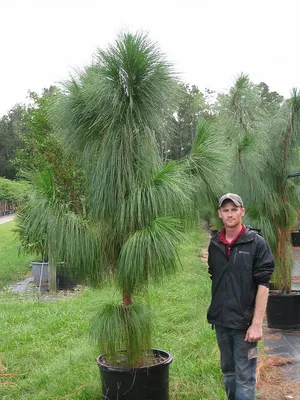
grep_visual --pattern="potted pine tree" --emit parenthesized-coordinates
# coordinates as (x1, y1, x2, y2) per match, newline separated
(263, 91, 300, 329)
(16, 168, 85, 292)
(50, 32, 190, 400)
(217, 75, 300, 329)
(49, 32, 226, 400)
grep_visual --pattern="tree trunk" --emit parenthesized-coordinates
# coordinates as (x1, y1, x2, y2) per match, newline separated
(48, 248, 57, 293)
(275, 225, 292, 293)
(122, 292, 132, 306)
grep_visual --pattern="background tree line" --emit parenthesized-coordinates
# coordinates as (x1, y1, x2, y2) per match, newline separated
(0, 81, 284, 181)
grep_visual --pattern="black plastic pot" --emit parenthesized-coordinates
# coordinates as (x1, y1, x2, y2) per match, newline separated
(266, 291, 300, 329)
(97, 349, 172, 400)
(56, 264, 80, 290)
(291, 231, 300, 246)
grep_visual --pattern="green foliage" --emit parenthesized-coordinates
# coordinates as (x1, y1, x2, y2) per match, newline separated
(0, 177, 27, 202)
(16, 169, 103, 281)
(184, 120, 230, 217)
(117, 161, 194, 236)
(256, 82, 284, 112)
(14, 89, 88, 270)
(48, 31, 197, 365)
(165, 83, 210, 159)
(89, 303, 152, 366)
(116, 217, 184, 293)
(0, 221, 34, 289)
(217, 74, 300, 293)
(14, 87, 86, 209)
(0, 104, 26, 179)
(13, 87, 59, 172)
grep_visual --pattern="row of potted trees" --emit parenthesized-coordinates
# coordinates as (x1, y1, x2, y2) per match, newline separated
(0, 204, 17, 215)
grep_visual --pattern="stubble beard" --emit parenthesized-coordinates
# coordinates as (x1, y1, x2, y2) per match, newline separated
(224, 219, 241, 229)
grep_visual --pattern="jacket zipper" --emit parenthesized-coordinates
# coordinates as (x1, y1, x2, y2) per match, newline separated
(232, 246, 238, 265)
(222, 246, 238, 326)
(222, 261, 230, 326)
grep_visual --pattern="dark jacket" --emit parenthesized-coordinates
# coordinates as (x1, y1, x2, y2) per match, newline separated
(207, 227, 275, 330)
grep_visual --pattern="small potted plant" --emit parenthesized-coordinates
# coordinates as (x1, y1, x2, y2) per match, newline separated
(16, 169, 80, 292)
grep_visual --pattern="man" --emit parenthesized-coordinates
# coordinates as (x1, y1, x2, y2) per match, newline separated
(207, 193, 275, 400)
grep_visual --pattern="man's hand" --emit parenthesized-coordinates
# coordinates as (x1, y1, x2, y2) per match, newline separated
(245, 285, 269, 343)
(245, 323, 263, 342)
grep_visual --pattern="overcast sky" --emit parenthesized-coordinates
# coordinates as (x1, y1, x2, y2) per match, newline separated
(1, 0, 299, 117)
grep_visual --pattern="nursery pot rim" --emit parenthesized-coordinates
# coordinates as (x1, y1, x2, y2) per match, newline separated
(268, 290, 300, 296)
(96, 348, 172, 372)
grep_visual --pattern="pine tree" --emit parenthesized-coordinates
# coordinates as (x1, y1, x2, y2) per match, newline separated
(217, 75, 300, 293)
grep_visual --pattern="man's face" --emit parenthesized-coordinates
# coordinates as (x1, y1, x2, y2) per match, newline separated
(218, 200, 245, 229)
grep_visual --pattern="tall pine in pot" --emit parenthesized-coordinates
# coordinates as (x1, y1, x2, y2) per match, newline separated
(52, 32, 197, 366)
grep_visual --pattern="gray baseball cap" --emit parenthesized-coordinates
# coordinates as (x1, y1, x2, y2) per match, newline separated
(218, 193, 244, 208)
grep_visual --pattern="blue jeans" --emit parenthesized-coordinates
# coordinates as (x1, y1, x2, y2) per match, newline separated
(215, 325, 257, 400)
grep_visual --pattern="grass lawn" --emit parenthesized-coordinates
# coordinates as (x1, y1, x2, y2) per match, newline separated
(0, 222, 227, 399)
(0, 221, 35, 290)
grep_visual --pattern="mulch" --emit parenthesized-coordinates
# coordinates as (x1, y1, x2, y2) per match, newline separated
(256, 353, 300, 399)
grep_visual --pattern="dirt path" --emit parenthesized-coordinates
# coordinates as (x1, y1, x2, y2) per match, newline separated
(0, 214, 15, 225)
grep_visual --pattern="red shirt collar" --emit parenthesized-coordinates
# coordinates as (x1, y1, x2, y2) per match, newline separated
(218, 224, 246, 245)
